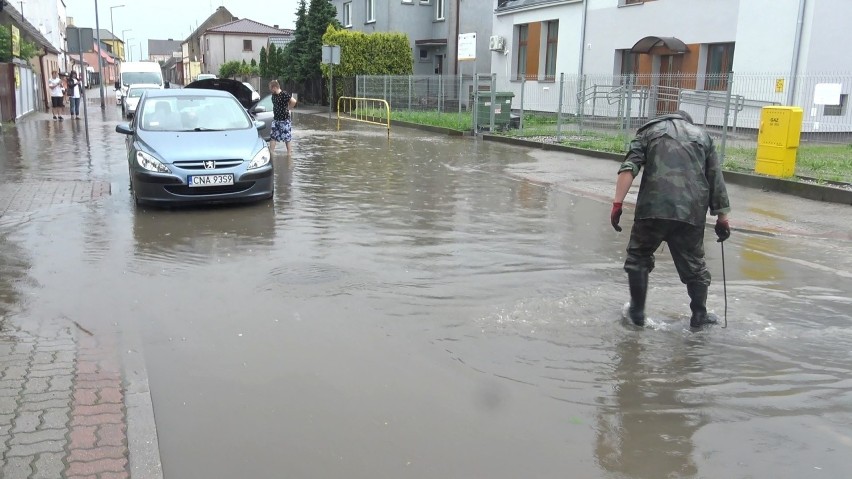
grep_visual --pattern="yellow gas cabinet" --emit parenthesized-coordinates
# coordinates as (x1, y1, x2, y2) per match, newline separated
(755, 106, 803, 178)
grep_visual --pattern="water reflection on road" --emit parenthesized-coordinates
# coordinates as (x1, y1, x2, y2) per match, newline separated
(0, 107, 850, 478)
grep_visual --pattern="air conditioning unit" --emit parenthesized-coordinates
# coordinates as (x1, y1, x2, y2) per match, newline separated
(489, 35, 505, 52)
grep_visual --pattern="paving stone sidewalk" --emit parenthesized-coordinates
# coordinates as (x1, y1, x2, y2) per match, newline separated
(0, 177, 159, 478)
(0, 316, 131, 479)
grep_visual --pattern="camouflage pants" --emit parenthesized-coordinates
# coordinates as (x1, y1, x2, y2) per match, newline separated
(623, 219, 711, 286)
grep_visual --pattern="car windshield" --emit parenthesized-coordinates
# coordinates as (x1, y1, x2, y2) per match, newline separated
(197, 74, 216, 80)
(122, 72, 161, 85)
(128, 88, 157, 98)
(140, 95, 252, 132)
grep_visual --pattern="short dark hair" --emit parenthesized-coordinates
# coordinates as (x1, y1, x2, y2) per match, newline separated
(676, 110, 694, 124)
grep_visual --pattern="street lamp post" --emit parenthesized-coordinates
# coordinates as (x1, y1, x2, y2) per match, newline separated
(110, 4, 125, 60)
(122, 29, 132, 61)
(125, 38, 134, 61)
(94, 0, 106, 108)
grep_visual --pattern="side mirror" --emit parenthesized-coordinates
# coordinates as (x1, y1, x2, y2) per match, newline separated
(254, 120, 266, 131)
(253, 105, 266, 113)
(114, 81, 120, 90)
(115, 123, 134, 135)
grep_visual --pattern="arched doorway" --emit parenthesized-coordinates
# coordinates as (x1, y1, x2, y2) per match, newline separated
(631, 36, 689, 116)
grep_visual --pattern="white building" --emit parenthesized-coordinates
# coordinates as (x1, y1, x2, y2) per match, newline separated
(491, 0, 851, 131)
(18, 0, 68, 68)
(200, 18, 293, 76)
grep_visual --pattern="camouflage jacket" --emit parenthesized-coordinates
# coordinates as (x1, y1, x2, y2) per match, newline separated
(618, 113, 731, 226)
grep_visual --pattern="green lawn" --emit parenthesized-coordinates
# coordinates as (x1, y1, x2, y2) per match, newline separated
(350, 108, 852, 184)
(726, 144, 852, 183)
(349, 108, 472, 131)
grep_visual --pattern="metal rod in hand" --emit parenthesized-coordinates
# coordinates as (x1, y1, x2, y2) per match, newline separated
(721, 241, 728, 329)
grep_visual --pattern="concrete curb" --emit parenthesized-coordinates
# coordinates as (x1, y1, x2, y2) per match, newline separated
(122, 326, 164, 479)
(388, 118, 470, 136)
(482, 134, 852, 206)
(322, 113, 470, 137)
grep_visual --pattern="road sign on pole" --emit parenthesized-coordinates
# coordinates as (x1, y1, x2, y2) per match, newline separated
(322, 45, 341, 116)
(66, 27, 94, 54)
(322, 45, 340, 65)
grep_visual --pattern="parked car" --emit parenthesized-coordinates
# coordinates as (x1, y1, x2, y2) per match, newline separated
(242, 82, 261, 102)
(123, 84, 162, 118)
(115, 89, 271, 206)
(250, 94, 274, 141)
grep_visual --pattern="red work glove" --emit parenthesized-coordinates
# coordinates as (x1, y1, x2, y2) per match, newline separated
(611, 202, 623, 232)
(715, 218, 731, 242)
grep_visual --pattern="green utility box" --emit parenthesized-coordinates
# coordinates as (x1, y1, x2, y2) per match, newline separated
(475, 92, 515, 130)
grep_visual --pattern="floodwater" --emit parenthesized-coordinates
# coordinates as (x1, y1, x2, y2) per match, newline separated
(1, 104, 851, 478)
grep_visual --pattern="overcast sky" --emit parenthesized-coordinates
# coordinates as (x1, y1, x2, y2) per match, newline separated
(66, 0, 305, 59)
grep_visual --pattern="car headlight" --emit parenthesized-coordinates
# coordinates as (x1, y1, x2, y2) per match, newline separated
(136, 151, 170, 173)
(248, 147, 271, 170)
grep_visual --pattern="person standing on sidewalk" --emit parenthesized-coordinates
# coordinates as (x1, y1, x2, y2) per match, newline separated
(268, 79, 297, 157)
(610, 110, 731, 329)
(48, 71, 66, 120)
(67, 71, 83, 120)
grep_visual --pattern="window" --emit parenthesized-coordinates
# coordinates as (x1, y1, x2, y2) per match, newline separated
(620, 49, 639, 76)
(824, 94, 848, 116)
(419, 48, 429, 61)
(343, 2, 352, 27)
(705, 42, 734, 90)
(436, 0, 445, 20)
(544, 20, 558, 79)
(517, 24, 528, 80)
(366, 0, 375, 22)
(402, 0, 413, 3)
(205, 38, 209, 52)
(243, 39, 252, 52)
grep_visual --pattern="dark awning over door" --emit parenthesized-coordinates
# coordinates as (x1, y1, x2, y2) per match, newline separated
(630, 36, 688, 54)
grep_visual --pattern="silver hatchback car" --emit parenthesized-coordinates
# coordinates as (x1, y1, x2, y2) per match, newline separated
(115, 89, 272, 206)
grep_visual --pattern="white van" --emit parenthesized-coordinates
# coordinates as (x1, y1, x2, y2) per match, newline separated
(115, 61, 165, 105)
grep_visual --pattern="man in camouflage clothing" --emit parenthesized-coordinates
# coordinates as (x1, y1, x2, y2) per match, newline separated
(611, 110, 731, 328)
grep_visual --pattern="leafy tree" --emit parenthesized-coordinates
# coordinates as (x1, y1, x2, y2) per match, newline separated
(281, 0, 308, 82)
(0, 25, 41, 65)
(218, 60, 241, 78)
(258, 46, 268, 78)
(267, 43, 283, 79)
(281, 0, 340, 83)
(321, 26, 412, 77)
(303, 0, 340, 80)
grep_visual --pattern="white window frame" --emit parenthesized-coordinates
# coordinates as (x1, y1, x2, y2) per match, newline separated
(435, 0, 445, 20)
(343, 2, 352, 27)
(366, 0, 376, 23)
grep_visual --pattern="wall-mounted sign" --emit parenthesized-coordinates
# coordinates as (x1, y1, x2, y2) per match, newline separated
(458, 33, 476, 61)
(11, 25, 20, 57)
(813, 83, 842, 105)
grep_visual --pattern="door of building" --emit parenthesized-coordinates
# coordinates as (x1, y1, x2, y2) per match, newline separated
(657, 54, 683, 114)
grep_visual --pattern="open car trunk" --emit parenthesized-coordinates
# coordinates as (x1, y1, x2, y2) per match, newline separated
(184, 78, 258, 110)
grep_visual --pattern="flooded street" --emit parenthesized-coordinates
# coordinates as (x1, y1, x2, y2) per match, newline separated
(1, 104, 851, 478)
